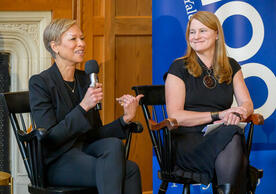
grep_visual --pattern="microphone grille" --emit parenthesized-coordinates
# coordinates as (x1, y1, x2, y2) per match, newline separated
(85, 60, 99, 74)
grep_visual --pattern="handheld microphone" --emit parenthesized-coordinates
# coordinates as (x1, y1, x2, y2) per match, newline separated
(85, 60, 102, 110)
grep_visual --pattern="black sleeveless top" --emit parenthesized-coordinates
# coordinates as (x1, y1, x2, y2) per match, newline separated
(167, 57, 241, 133)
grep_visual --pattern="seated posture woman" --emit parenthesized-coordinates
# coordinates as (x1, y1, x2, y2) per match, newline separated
(29, 18, 143, 194)
(165, 11, 253, 194)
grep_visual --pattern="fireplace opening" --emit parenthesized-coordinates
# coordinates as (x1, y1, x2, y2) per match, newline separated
(0, 52, 11, 194)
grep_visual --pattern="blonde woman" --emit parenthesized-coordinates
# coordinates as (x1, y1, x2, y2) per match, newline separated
(165, 11, 253, 194)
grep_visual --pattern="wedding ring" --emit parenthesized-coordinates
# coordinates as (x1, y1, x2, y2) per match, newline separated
(232, 112, 241, 120)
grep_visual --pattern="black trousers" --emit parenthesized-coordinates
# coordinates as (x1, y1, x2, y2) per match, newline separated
(47, 137, 142, 194)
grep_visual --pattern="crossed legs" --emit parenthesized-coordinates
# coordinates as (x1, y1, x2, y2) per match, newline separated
(215, 134, 248, 193)
(47, 137, 141, 194)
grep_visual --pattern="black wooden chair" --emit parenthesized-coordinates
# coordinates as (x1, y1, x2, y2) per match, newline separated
(0, 91, 143, 194)
(132, 85, 264, 194)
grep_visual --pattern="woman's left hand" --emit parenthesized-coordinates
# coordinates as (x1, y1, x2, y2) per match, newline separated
(116, 94, 144, 124)
(221, 106, 247, 125)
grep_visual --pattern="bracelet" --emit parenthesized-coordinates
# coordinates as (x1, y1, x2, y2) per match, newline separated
(119, 116, 129, 128)
(232, 112, 242, 120)
(211, 112, 220, 122)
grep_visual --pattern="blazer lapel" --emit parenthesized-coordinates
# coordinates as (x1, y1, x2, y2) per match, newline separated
(48, 63, 74, 110)
(75, 70, 90, 99)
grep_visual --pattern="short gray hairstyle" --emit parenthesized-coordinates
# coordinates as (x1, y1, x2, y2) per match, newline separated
(43, 18, 76, 58)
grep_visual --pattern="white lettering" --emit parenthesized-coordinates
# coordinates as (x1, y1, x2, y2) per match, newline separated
(184, 0, 195, 4)
(201, 0, 222, 6)
(186, 4, 196, 13)
(187, 9, 197, 15)
(183, 0, 197, 19)
(188, 14, 194, 20)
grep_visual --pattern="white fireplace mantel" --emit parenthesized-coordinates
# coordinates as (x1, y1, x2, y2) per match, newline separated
(0, 11, 51, 194)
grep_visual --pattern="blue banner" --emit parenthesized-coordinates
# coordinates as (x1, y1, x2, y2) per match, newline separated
(153, 0, 276, 193)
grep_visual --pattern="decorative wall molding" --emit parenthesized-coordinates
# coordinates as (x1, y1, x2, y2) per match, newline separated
(0, 23, 40, 45)
(0, 11, 51, 194)
(0, 11, 52, 90)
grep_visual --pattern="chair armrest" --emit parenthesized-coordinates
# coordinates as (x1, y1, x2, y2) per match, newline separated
(124, 121, 143, 159)
(17, 128, 47, 142)
(127, 121, 143, 133)
(245, 113, 264, 125)
(149, 118, 178, 131)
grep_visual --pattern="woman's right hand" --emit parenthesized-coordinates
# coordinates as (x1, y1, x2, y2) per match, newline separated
(80, 83, 103, 112)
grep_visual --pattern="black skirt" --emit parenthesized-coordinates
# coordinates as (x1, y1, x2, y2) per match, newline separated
(172, 124, 245, 185)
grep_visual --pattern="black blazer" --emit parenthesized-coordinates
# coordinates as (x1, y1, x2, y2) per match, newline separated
(29, 63, 126, 164)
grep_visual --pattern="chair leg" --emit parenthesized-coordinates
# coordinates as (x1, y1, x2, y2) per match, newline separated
(182, 184, 190, 194)
(158, 181, 168, 194)
(212, 183, 218, 194)
(10, 176, 13, 194)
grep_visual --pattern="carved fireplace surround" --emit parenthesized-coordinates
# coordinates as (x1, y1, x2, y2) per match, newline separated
(0, 11, 51, 194)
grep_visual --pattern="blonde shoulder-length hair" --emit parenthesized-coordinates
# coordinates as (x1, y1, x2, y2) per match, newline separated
(181, 11, 232, 84)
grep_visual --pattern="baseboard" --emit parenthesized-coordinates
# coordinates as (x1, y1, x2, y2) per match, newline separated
(143, 191, 153, 194)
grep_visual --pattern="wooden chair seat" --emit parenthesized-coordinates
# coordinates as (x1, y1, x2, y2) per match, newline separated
(0, 171, 13, 194)
(0, 171, 11, 185)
